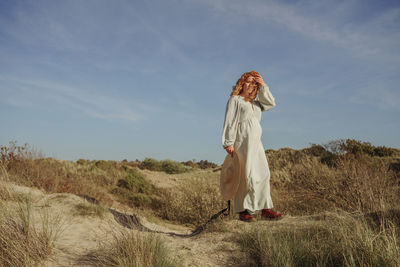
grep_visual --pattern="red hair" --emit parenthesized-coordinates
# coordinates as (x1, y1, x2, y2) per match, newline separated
(230, 70, 262, 102)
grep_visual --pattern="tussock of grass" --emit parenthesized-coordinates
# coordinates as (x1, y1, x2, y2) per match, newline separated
(0, 196, 63, 267)
(80, 231, 177, 267)
(237, 211, 400, 267)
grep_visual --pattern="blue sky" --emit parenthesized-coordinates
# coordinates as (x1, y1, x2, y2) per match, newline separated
(0, 0, 399, 164)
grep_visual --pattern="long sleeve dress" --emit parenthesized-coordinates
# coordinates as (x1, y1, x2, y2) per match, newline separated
(222, 83, 276, 213)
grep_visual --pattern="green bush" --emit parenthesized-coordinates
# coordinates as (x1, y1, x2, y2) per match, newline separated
(140, 158, 188, 174)
(125, 169, 154, 194)
(160, 160, 187, 174)
(112, 168, 159, 208)
(141, 158, 162, 171)
(374, 146, 396, 157)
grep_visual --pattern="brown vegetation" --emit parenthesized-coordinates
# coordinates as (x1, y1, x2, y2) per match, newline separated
(1, 139, 399, 266)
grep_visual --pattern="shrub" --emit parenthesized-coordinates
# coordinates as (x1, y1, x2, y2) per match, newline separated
(94, 160, 119, 172)
(197, 160, 218, 169)
(303, 144, 328, 157)
(140, 158, 162, 171)
(272, 153, 400, 215)
(140, 158, 189, 174)
(112, 169, 160, 208)
(374, 146, 396, 157)
(342, 139, 376, 156)
(160, 159, 187, 174)
(125, 169, 154, 193)
(76, 158, 90, 165)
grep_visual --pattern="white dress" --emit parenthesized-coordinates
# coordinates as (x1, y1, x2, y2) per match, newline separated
(222, 83, 276, 213)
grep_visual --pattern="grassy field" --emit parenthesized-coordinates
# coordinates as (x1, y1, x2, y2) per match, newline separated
(1, 139, 399, 266)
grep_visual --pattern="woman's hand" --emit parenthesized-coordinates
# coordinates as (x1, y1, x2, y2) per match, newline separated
(225, 145, 235, 157)
(254, 73, 265, 85)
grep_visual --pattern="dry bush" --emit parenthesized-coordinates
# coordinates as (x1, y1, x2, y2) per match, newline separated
(158, 177, 226, 226)
(237, 211, 400, 267)
(5, 158, 115, 205)
(0, 197, 62, 267)
(79, 231, 177, 267)
(270, 152, 400, 215)
(2, 142, 174, 208)
(182, 160, 218, 169)
(1, 142, 127, 206)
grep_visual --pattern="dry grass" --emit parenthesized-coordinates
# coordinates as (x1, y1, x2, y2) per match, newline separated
(158, 176, 226, 226)
(4, 157, 116, 205)
(268, 150, 400, 216)
(237, 211, 400, 267)
(79, 230, 177, 267)
(0, 182, 13, 201)
(0, 194, 63, 267)
(255, 141, 400, 266)
(2, 140, 400, 266)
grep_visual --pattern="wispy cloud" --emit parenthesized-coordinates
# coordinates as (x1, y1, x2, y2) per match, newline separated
(194, 0, 400, 61)
(349, 83, 400, 110)
(0, 1, 195, 75)
(0, 76, 142, 122)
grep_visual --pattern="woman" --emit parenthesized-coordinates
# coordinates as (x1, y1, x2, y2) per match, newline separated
(222, 70, 284, 222)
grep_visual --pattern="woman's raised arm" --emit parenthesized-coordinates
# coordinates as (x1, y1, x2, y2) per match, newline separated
(257, 83, 276, 111)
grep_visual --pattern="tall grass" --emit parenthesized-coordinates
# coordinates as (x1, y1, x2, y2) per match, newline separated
(267, 141, 400, 215)
(0, 194, 63, 267)
(158, 177, 226, 226)
(80, 230, 177, 267)
(238, 211, 400, 267)
(0, 182, 12, 201)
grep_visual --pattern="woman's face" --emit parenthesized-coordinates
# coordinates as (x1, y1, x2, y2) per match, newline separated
(242, 76, 256, 95)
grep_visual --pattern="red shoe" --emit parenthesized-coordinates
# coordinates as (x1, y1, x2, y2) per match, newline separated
(239, 210, 256, 222)
(261, 209, 284, 220)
